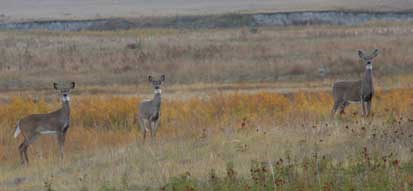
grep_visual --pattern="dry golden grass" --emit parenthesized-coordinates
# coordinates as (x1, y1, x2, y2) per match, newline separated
(0, 87, 413, 190)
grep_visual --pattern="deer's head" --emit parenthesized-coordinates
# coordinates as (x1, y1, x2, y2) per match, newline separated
(148, 75, 165, 94)
(358, 49, 379, 70)
(53, 82, 75, 102)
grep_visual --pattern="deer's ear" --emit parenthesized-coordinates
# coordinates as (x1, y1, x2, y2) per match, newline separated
(358, 50, 364, 58)
(371, 49, 379, 58)
(160, 74, 165, 82)
(53, 83, 58, 90)
(71, 82, 76, 89)
(148, 75, 153, 82)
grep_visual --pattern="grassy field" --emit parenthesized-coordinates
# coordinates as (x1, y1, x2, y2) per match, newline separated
(0, 88, 413, 190)
(1, 21, 413, 90)
(0, 20, 413, 190)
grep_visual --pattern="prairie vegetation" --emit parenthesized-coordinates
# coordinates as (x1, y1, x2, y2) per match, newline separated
(1, 21, 413, 89)
(1, 88, 413, 190)
(0, 19, 413, 190)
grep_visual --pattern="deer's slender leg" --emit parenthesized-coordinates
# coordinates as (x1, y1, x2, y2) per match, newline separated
(23, 145, 29, 165)
(26, 136, 37, 164)
(149, 121, 155, 144)
(57, 133, 66, 159)
(361, 100, 366, 116)
(19, 135, 38, 166)
(331, 101, 340, 117)
(138, 117, 143, 141)
(366, 101, 372, 117)
(19, 139, 28, 165)
(139, 118, 147, 143)
(361, 101, 365, 116)
(339, 101, 349, 114)
(152, 120, 159, 143)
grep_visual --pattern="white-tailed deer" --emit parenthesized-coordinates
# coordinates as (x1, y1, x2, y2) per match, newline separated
(13, 82, 75, 165)
(138, 75, 165, 144)
(331, 49, 379, 117)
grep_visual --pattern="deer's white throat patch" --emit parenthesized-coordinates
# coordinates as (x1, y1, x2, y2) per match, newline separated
(154, 89, 162, 94)
(366, 65, 373, 70)
(40, 130, 57, 135)
(62, 96, 70, 102)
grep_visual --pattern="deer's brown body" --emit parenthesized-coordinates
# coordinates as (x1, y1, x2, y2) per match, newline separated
(331, 49, 378, 117)
(138, 75, 165, 144)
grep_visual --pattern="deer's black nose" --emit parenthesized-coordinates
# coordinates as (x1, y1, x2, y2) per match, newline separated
(367, 61, 371, 65)
(63, 94, 68, 97)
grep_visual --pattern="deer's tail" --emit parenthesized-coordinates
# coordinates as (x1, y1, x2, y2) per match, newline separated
(13, 121, 21, 138)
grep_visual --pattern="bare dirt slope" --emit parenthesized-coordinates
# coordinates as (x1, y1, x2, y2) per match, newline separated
(1, 0, 412, 22)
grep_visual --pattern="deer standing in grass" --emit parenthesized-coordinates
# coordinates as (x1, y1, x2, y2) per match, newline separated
(13, 82, 75, 166)
(138, 75, 165, 143)
(331, 49, 379, 117)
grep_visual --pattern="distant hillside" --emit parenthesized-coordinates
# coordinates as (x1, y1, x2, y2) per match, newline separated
(0, 0, 412, 23)
(1, 11, 413, 31)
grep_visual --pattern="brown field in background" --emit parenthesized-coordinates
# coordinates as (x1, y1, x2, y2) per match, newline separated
(0, 21, 413, 90)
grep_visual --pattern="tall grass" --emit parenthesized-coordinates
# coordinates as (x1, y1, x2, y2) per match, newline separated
(0, 88, 413, 190)
(0, 88, 412, 164)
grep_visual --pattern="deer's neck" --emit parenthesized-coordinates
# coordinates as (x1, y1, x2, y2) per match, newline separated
(152, 93, 162, 110)
(60, 100, 71, 119)
(361, 65, 374, 99)
(363, 65, 373, 85)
